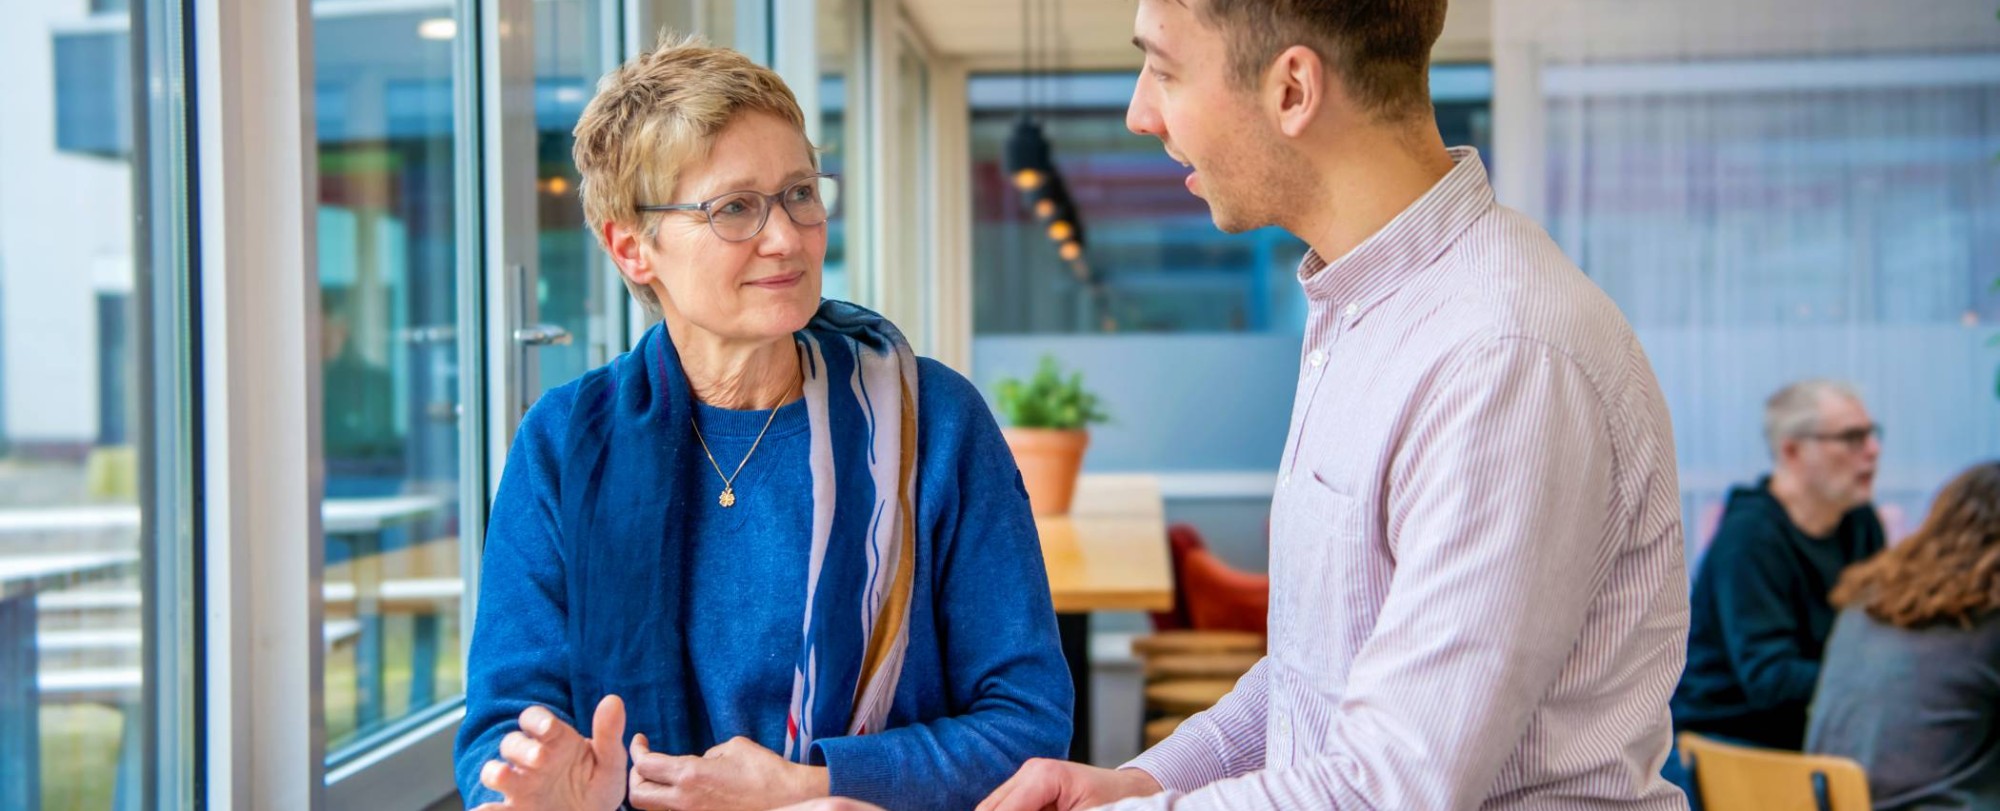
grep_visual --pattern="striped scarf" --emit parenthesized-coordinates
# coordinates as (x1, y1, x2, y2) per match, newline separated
(555, 299, 917, 764)
(784, 300, 919, 760)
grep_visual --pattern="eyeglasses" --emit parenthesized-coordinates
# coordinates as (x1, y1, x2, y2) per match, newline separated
(1803, 423, 1882, 451)
(636, 173, 840, 243)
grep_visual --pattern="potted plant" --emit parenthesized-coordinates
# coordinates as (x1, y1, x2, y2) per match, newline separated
(994, 355, 1110, 516)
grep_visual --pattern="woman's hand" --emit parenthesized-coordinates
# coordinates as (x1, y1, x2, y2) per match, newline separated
(472, 695, 628, 811)
(627, 734, 830, 811)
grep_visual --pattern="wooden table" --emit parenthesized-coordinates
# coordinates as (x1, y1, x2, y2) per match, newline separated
(1035, 474, 1173, 764)
(0, 495, 445, 538)
(319, 500, 452, 730)
(325, 535, 462, 725)
(0, 552, 141, 811)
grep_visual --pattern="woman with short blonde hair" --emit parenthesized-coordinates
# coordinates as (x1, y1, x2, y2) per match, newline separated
(454, 35, 1071, 811)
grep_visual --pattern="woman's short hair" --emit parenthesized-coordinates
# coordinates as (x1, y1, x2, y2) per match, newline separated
(1831, 461, 2000, 629)
(571, 32, 810, 315)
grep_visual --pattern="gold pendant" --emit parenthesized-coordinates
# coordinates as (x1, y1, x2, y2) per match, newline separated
(719, 487, 736, 508)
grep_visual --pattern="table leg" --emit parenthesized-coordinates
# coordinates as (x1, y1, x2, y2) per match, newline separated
(113, 699, 141, 811)
(1058, 612, 1092, 764)
(346, 533, 386, 731)
(1, 593, 42, 810)
(410, 612, 439, 709)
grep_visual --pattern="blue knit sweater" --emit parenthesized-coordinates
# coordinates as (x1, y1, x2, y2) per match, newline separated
(454, 355, 1072, 810)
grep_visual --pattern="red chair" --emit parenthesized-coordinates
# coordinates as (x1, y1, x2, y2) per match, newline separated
(1136, 524, 1270, 742)
(1149, 523, 1269, 635)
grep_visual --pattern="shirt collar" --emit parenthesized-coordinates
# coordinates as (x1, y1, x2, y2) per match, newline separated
(1297, 146, 1495, 323)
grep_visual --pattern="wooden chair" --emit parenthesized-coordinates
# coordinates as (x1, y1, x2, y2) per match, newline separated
(1130, 525, 1270, 743)
(1678, 732, 1871, 811)
(1143, 716, 1185, 748)
(1130, 629, 1264, 658)
(1143, 678, 1238, 716)
(1142, 651, 1264, 682)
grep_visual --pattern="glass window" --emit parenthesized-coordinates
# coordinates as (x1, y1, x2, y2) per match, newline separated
(535, 0, 745, 384)
(3, 0, 194, 807)
(312, 0, 469, 757)
(533, 0, 614, 392)
(969, 67, 1491, 336)
(816, 1, 861, 304)
(1539, 56, 2000, 555)
(965, 67, 1492, 477)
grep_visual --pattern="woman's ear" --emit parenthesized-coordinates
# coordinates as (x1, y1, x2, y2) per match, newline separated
(604, 220, 654, 286)
(1266, 44, 1326, 139)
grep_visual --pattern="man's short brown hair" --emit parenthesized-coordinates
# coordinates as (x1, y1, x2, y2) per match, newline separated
(1190, 0, 1446, 121)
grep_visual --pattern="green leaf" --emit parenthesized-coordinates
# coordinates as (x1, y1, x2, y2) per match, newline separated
(987, 353, 1111, 430)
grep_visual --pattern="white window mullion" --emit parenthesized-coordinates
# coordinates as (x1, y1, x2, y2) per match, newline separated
(926, 57, 972, 374)
(194, 0, 324, 807)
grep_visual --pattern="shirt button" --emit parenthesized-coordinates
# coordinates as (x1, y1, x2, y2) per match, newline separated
(1345, 302, 1359, 317)
(1281, 473, 1292, 487)
(1308, 350, 1326, 367)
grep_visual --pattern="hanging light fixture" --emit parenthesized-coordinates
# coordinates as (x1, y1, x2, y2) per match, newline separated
(1003, 117, 1054, 192)
(1005, 0, 1090, 276)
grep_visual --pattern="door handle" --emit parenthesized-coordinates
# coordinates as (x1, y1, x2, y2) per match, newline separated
(513, 324, 572, 347)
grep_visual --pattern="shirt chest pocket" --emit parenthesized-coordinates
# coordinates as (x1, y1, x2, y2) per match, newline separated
(1268, 472, 1372, 653)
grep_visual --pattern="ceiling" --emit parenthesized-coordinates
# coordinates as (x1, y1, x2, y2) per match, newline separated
(900, 0, 1495, 72)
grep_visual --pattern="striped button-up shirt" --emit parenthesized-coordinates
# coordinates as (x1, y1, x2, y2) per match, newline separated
(1115, 148, 1691, 810)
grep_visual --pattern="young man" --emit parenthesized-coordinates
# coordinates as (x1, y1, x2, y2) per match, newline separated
(1672, 381, 1885, 751)
(970, 0, 1691, 808)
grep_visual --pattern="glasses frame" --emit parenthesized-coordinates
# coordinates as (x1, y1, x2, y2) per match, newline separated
(1802, 423, 1883, 451)
(636, 172, 840, 243)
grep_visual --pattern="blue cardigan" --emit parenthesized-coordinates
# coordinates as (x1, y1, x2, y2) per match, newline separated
(454, 348, 1071, 810)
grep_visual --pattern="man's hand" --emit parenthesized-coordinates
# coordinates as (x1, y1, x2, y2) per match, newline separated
(976, 758, 1164, 811)
(472, 695, 628, 811)
(627, 734, 830, 811)
(767, 800, 883, 811)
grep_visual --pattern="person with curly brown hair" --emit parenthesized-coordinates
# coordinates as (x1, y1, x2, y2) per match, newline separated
(1807, 461, 2000, 810)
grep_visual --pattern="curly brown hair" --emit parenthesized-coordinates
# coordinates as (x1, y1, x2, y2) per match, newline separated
(1831, 461, 2000, 629)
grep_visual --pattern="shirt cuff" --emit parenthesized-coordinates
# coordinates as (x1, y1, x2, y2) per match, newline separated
(1096, 787, 1182, 811)
(811, 736, 899, 808)
(1124, 723, 1232, 794)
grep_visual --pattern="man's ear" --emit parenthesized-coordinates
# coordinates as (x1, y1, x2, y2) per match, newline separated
(1777, 436, 1804, 467)
(1266, 44, 1328, 138)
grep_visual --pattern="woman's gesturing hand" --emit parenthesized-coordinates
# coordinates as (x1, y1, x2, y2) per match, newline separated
(472, 695, 629, 811)
(628, 734, 830, 811)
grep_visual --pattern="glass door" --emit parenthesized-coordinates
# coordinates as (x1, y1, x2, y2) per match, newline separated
(525, 0, 617, 397)
(311, 0, 473, 758)
(517, 0, 745, 403)
(1, 0, 197, 807)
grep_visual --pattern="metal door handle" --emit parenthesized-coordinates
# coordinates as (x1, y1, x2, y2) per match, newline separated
(513, 324, 572, 346)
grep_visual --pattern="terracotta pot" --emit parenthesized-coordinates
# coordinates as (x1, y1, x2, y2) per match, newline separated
(1003, 427, 1090, 516)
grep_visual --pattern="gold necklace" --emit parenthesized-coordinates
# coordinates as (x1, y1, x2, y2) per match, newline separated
(690, 384, 794, 508)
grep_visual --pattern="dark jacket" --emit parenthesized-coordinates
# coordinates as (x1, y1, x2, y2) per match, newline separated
(1671, 477, 1884, 748)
